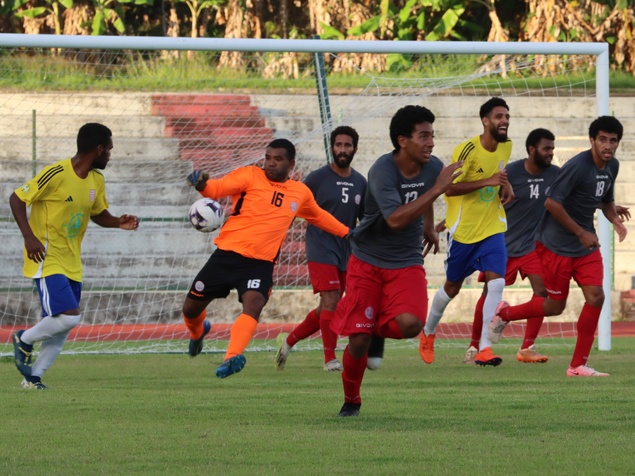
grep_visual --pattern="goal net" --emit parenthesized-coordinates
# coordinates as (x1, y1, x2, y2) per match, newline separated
(0, 36, 614, 357)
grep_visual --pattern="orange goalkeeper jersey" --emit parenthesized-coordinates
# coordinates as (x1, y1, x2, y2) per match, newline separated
(200, 166, 349, 262)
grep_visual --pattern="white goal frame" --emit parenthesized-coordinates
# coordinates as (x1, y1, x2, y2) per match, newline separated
(0, 34, 612, 350)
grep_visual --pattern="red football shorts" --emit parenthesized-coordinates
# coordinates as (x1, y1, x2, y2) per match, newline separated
(477, 250, 543, 286)
(535, 242, 604, 301)
(307, 261, 346, 295)
(332, 255, 428, 336)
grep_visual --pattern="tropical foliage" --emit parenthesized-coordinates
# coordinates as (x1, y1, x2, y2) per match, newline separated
(1, 0, 634, 74)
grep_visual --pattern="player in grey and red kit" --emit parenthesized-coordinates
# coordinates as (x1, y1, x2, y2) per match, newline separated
(331, 106, 462, 417)
(275, 126, 367, 372)
(489, 116, 629, 377)
(465, 128, 560, 364)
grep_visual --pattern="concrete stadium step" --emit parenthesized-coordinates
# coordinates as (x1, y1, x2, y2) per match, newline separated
(0, 159, 194, 183)
(159, 105, 261, 119)
(0, 115, 166, 138)
(165, 116, 266, 133)
(267, 115, 635, 140)
(152, 94, 253, 107)
(0, 137, 180, 163)
(252, 95, 635, 120)
(0, 93, 153, 116)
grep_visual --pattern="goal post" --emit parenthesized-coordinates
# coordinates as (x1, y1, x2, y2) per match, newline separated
(0, 34, 614, 354)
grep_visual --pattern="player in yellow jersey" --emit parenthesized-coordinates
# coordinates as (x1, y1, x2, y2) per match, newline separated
(10, 123, 140, 390)
(419, 97, 514, 367)
(184, 138, 349, 379)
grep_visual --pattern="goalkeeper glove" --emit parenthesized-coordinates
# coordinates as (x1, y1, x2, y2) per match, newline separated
(187, 170, 209, 191)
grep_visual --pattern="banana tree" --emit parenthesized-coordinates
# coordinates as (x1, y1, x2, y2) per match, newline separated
(173, 0, 225, 38)
(89, 0, 154, 35)
(12, 0, 74, 35)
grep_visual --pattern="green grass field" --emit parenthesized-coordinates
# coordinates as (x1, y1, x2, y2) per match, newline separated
(1, 339, 634, 475)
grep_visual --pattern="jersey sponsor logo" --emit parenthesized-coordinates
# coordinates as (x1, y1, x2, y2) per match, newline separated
(596, 175, 609, 179)
(364, 306, 374, 320)
(478, 186, 497, 202)
(270, 183, 288, 190)
(89, 189, 96, 202)
(21, 185, 29, 193)
(63, 212, 84, 239)
(189, 291, 204, 298)
(194, 281, 205, 292)
(527, 178, 545, 183)
(546, 287, 562, 295)
(328, 280, 340, 285)
(355, 322, 374, 328)
(476, 167, 484, 173)
(401, 182, 425, 188)
(65, 196, 73, 202)
(336, 181, 355, 187)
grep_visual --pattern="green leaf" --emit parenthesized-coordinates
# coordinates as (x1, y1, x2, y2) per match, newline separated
(386, 53, 413, 72)
(399, 0, 419, 23)
(347, 15, 381, 36)
(13, 0, 33, 9)
(59, 0, 75, 8)
(91, 10, 106, 35)
(319, 23, 345, 40)
(14, 7, 47, 18)
(425, 5, 464, 40)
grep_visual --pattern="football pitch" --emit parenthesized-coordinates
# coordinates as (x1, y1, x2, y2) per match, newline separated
(1, 338, 634, 475)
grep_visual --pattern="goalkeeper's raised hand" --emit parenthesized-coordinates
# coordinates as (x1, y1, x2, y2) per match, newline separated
(187, 170, 209, 191)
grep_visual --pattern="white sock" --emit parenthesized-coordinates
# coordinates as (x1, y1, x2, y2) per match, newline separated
(21, 313, 81, 344)
(480, 278, 505, 350)
(424, 287, 453, 336)
(31, 330, 71, 378)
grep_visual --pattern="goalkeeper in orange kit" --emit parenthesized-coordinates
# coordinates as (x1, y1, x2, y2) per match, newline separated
(183, 138, 349, 379)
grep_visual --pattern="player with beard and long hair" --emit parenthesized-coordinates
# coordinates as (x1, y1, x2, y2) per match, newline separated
(275, 126, 367, 372)
(10, 123, 140, 390)
(489, 116, 630, 377)
(418, 97, 514, 367)
(462, 128, 560, 365)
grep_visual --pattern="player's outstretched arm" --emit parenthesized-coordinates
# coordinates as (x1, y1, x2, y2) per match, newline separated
(385, 162, 463, 231)
(187, 170, 209, 191)
(91, 210, 140, 230)
(445, 168, 505, 197)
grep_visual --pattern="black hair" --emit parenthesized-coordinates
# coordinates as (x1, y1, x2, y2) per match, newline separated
(77, 123, 112, 154)
(389, 105, 435, 150)
(479, 97, 509, 119)
(330, 126, 359, 149)
(525, 128, 555, 154)
(267, 138, 296, 161)
(589, 116, 623, 141)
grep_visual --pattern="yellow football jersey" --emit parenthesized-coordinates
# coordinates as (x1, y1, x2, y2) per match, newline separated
(14, 158, 109, 280)
(445, 136, 512, 244)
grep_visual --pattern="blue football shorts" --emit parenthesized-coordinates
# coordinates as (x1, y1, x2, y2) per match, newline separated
(34, 274, 82, 317)
(445, 233, 507, 283)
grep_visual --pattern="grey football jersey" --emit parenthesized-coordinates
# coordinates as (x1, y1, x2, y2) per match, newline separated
(304, 165, 367, 270)
(537, 149, 619, 257)
(351, 152, 444, 269)
(504, 159, 560, 257)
